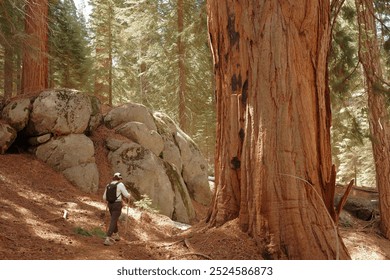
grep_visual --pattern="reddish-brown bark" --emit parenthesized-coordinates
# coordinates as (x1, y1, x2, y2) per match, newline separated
(22, 0, 49, 94)
(206, 0, 350, 259)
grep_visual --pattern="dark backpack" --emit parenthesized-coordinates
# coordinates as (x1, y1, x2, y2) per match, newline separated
(106, 182, 120, 203)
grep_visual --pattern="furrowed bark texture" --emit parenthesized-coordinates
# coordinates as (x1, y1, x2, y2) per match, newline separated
(22, 0, 49, 94)
(207, 0, 350, 259)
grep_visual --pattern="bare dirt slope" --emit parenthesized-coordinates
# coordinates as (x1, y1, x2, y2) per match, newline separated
(0, 152, 389, 260)
(0, 153, 260, 260)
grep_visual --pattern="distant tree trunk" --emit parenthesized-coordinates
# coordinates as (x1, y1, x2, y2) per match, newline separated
(355, 0, 390, 239)
(1, 1, 15, 98)
(108, 3, 113, 106)
(138, 46, 148, 104)
(16, 51, 22, 95)
(93, 46, 108, 103)
(206, 0, 350, 259)
(4, 44, 13, 99)
(177, 0, 187, 131)
(93, 43, 112, 105)
(22, 0, 49, 94)
(92, 1, 114, 105)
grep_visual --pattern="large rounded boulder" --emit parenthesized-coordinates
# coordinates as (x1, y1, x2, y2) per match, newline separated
(104, 103, 157, 131)
(0, 123, 17, 154)
(1, 98, 32, 132)
(106, 138, 195, 223)
(35, 134, 99, 193)
(27, 89, 92, 136)
(116, 121, 164, 156)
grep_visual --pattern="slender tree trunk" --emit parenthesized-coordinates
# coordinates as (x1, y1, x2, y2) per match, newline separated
(22, 0, 49, 94)
(64, 64, 71, 88)
(1, 1, 15, 98)
(93, 46, 108, 103)
(108, 3, 113, 106)
(177, 0, 187, 131)
(356, 0, 390, 239)
(16, 51, 22, 95)
(206, 0, 350, 259)
(4, 44, 13, 99)
(138, 45, 149, 105)
(93, 2, 113, 105)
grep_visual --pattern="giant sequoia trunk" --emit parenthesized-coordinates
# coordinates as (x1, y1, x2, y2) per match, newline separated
(206, 0, 350, 259)
(22, 0, 49, 94)
(356, 0, 390, 239)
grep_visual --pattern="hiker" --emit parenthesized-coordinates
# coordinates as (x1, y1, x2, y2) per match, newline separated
(103, 172, 132, 246)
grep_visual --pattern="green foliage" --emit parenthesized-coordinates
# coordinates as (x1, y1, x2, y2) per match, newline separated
(0, 0, 26, 46)
(48, 0, 92, 91)
(134, 194, 159, 214)
(329, 0, 390, 187)
(90, 227, 107, 238)
(329, 4, 360, 98)
(89, 0, 215, 163)
(0, 0, 92, 97)
(73, 226, 106, 238)
(0, 0, 26, 97)
(88, 0, 123, 104)
(331, 92, 376, 187)
(73, 226, 93, 236)
(329, 2, 376, 187)
(376, 0, 390, 76)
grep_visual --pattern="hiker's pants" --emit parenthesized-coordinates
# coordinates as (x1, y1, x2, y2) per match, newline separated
(107, 201, 122, 237)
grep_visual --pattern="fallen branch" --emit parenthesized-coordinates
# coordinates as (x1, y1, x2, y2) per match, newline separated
(44, 217, 64, 223)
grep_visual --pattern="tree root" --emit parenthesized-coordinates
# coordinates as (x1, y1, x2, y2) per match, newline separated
(184, 238, 194, 250)
(170, 238, 213, 260)
(136, 237, 213, 259)
(0, 233, 16, 242)
(172, 252, 212, 260)
(155, 239, 185, 248)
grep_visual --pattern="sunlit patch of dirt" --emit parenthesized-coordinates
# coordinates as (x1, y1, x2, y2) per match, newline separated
(340, 221, 390, 260)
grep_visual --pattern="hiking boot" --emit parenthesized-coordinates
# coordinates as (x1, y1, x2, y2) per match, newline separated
(112, 233, 120, 241)
(104, 237, 114, 246)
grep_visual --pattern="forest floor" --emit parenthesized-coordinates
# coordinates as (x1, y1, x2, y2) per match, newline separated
(0, 150, 389, 260)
